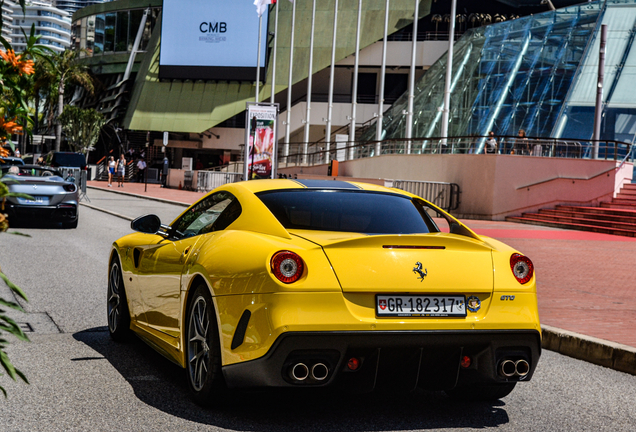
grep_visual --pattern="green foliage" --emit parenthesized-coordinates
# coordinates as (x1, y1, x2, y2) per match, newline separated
(0, 14, 43, 397)
(59, 106, 106, 154)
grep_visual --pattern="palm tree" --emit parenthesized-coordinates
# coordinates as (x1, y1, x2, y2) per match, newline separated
(431, 14, 442, 35)
(38, 50, 94, 152)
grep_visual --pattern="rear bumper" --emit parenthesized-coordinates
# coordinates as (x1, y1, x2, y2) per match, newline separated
(222, 330, 541, 392)
(5, 203, 78, 223)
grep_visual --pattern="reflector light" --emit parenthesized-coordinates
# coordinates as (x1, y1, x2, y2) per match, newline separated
(347, 357, 361, 371)
(510, 253, 534, 284)
(460, 356, 471, 368)
(271, 251, 304, 284)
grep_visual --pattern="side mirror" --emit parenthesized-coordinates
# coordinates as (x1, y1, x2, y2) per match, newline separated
(131, 214, 162, 234)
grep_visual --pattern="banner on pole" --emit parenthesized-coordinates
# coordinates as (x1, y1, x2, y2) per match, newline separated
(244, 103, 279, 180)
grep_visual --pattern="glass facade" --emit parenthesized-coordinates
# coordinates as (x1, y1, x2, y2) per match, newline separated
(73, 7, 160, 57)
(368, 1, 636, 149)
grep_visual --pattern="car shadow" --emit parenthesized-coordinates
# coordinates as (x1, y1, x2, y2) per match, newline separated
(73, 327, 510, 431)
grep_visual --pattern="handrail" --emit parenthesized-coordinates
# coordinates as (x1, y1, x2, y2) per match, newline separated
(516, 167, 617, 190)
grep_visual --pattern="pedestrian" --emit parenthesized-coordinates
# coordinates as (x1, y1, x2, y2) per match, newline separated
(36, 156, 45, 166)
(14, 148, 20, 158)
(136, 158, 146, 183)
(107, 156, 115, 187)
(513, 129, 528, 155)
(485, 131, 497, 154)
(116, 153, 126, 187)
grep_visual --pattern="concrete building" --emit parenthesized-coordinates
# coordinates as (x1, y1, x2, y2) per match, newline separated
(55, 0, 106, 15)
(10, 0, 71, 53)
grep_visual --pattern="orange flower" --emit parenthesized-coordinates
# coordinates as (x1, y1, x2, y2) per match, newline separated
(0, 147, 9, 158)
(0, 117, 23, 135)
(0, 49, 22, 67)
(18, 59, 34, 75)
(0, 50, 35, 75)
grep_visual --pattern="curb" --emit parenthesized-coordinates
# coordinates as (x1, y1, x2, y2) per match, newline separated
(82, 188, 636, 377)
(542, 324, 636, 375)
(86, 185, 191, 207)
(81, 202, 135, 222)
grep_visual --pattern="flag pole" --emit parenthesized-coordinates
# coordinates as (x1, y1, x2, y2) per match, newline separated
(348, 0, 362, 158)
(302, 0, 316, 164)
(405, 0, 419, 152)
(376, 0, 390, 151)
(284, 0, 297, 164)
(440, 0, 457, 141)
(270, 2, 279, 104)
(325, 0, 339, 164)
(256, 14, 263, 103)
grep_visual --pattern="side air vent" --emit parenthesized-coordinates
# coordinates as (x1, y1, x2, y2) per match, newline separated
(231, 310, 252, 350)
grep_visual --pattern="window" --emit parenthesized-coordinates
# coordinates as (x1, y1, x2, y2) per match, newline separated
(170, 191, 241, 239)
(257, 190, 438, 234)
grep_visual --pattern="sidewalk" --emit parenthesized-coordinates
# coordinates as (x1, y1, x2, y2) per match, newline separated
(85, 180, 636, 375)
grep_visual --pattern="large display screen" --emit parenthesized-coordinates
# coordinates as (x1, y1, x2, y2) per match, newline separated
(159, 0, 269, 81)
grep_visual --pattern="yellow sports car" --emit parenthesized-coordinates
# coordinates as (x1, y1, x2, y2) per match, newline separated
(108, 179, 540, 404)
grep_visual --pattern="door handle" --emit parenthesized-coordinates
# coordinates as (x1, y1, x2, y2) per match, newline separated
(180, 246, 192, 264)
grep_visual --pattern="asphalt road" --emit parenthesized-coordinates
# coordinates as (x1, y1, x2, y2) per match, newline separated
(0, 198, 635, 431)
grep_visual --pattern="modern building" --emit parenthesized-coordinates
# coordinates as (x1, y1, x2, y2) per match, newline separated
(371, 0, 636, 150)
(1, 1, 15, 43)
(10, 0, 71, 54)
(55, 0, 107, 15)
(70, 0, 576, 170)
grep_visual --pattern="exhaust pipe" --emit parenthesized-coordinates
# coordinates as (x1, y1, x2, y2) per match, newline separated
(499, 360, 516, 378)
(515, 359, 530, 377)
(290, 363, 309, 381)
(311, 363, 329, 381)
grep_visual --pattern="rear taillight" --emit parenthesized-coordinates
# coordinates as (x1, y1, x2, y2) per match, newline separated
(510, 253, 534, 284)
(63, 184, 77, 192)
(271, 251, 304, 284)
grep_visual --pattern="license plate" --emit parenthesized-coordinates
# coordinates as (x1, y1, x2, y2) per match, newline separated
(376, 295, 466, 317)
(19, 196, 47, 204)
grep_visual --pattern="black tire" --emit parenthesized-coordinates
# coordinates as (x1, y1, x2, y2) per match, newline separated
(107, 257, 132, 342)
(445, 382, 517, 401)
(185, 284, 225, 406)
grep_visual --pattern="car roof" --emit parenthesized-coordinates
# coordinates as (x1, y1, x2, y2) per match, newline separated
(0, 156, 25, 166)
(234, 179, 409, 196)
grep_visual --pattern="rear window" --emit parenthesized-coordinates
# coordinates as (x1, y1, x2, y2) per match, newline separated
(257, 190, 438, 234)
(51, 153, 86, 169)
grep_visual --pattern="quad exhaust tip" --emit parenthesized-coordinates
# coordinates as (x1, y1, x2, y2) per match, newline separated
(311, 363, 329, 381)
(499, 359, 530, 378)
(515, 359, 530, 377)
(290, 363, 309, 381)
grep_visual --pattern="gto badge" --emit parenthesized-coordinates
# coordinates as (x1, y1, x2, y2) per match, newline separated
(466, 296, 481, 312)
(501, 295, 516, 301)
(413, 261, 427, 282)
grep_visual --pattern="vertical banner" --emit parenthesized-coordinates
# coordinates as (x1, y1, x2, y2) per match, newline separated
(244, 102, 279, 180)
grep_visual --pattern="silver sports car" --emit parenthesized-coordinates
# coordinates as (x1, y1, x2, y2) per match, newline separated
(1, 165, 79, 228)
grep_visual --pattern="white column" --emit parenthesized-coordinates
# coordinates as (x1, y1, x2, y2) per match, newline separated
(325, 0, 339, 164)
(440, 0, 457, 140)
(376, 0, 390, 157)
(302, 0, 317, 164)
(348, 0, 363, 159)
(284, 0, 297, 162)
(405, 0, 420, 154)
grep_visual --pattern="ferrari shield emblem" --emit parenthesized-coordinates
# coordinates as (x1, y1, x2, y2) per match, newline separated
(466, 296, 481, 313)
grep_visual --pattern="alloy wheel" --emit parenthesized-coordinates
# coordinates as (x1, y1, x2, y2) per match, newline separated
(188, 296, 210, 392)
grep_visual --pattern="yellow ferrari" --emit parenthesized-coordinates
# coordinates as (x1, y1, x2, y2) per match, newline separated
(107, 179, 540, 404)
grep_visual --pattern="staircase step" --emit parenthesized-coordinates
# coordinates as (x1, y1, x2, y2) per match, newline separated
(520, 212, 636, 231)
(622, 183, 636, 190)
(556, 205, 636, 217)
(505, 216, 636, 237)
(540, 209, 636, 224)
(601, 202, 636, 210)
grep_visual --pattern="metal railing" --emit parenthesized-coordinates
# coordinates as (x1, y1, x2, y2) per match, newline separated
(278, 135, 634, 168)
(197, 171, 243, 193)
(57, 167, 89, 202)
(390, 179, 460, 212)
